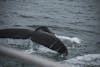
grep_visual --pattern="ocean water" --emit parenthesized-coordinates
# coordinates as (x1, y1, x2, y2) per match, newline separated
(0, 0, 100, 67)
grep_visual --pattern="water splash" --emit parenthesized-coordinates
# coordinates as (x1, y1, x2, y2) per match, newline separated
(55, 34, 81, 44)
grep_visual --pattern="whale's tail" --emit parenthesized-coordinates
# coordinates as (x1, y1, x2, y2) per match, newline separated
(0, 26, 68, 55)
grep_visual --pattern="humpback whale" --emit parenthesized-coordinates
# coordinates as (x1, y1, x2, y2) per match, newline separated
(0, 26, 68, 55)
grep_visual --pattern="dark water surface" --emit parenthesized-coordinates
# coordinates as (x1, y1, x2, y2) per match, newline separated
(0, 0, 100, 67)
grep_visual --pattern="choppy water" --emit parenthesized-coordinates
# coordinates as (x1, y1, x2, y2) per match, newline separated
(0, 0, 100, 67)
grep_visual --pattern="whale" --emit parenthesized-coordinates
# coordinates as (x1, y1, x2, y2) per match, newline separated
(0, 26, 68, 55)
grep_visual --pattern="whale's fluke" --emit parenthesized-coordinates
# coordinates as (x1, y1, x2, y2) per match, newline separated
(0, 26, 68, 55)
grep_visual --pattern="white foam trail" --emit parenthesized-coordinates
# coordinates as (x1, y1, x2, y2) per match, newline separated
(55, 34, 81, 44)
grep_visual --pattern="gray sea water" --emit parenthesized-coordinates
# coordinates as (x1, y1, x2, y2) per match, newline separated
(0, 0, 100, 67)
